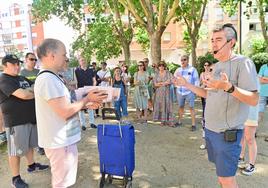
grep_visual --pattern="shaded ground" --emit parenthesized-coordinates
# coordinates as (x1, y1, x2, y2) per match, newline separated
(1, 97, 268, 188)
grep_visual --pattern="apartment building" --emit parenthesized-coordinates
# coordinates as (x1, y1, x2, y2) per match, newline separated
(0, 3, 44, 58)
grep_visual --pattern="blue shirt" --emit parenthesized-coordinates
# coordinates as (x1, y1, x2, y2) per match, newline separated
(174, 65, 199, 95)
(258, 64, 268, 96)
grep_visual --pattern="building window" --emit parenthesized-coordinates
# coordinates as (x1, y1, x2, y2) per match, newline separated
(22, 32, 27, 38)
(265, 6, 268, 12)
(2, 34, 12, 44)
(253, 8, 258, 14)
(249, 23, 256, 31)
(163, 32, 171, 41)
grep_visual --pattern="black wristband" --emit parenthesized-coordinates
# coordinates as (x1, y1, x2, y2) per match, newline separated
(226, 84, 235, 93)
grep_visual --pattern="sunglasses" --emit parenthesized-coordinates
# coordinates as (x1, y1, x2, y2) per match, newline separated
(181, 59, 187, 61)
(29, 58, 37, 61)
(204, 64, 209, 67)
(159, 64, 165, 67)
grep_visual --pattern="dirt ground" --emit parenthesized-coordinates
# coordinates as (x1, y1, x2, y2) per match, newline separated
(1, 98, 268, 188)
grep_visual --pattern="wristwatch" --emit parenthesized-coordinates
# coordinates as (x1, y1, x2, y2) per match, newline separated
(226, 84, 235, 93)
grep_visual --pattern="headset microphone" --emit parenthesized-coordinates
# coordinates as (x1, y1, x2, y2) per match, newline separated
(213, 39, 231, 54)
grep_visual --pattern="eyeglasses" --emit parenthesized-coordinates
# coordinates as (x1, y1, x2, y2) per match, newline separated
(29, 58, 37, 61)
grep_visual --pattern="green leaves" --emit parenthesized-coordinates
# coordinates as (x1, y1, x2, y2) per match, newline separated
(220, 0, 242, 16)
(72, 17, 122, 62)
(32, 0, 84, 30)
(135, 27, 150, 53)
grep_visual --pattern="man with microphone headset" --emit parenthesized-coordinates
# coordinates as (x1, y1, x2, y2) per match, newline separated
(174, 24, 259, 188)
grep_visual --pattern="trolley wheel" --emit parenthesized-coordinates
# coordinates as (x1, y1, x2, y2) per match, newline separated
(99, 174, 105, 188)
(106, 174, 113, 184)
(125, 181, 132, 188)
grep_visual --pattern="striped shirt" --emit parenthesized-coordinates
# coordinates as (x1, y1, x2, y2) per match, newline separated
(174, 66, 199, 95)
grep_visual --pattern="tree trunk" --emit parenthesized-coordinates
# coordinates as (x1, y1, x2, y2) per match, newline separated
(258, 1, 268, 48)
(149, 32, 162, 65)
(191, 37, 197, 67)
(122, 41, 131, 64)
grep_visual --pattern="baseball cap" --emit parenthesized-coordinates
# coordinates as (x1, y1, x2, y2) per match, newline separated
(2, 54, 23, 65)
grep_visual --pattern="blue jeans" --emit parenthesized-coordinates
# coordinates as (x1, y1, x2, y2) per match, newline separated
(114, 96, 128, 118)
(79, 109, 94, 126)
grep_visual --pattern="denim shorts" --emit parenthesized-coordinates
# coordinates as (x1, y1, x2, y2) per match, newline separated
(258, 96, 268, 113)
(177, 93, 195, 108)
(205, 128, 243, 177)
(245, 105, 259, 126)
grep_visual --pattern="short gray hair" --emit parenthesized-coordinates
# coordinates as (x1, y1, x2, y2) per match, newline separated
(181, 54, 189, 60)
(37, 38, 64, 59)
(213, 24, 237, 42)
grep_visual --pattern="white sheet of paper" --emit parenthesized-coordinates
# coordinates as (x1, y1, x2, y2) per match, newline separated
(75, 86, 121, 102)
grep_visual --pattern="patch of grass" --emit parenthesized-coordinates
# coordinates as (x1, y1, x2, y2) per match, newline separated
(0, 142, 7, 153)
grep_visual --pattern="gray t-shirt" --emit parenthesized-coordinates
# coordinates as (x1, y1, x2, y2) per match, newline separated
(205, 55, 258, 133)
(20, 68, 39, 82)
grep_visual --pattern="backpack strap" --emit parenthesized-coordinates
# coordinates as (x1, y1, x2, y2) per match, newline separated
(37, 70, 65, 85)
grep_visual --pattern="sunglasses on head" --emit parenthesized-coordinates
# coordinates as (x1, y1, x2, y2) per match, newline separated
(29, 58, 37, 61)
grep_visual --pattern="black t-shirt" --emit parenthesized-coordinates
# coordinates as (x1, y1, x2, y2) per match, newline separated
(0, 73, 36, 127)
(75, 66, 95, 88)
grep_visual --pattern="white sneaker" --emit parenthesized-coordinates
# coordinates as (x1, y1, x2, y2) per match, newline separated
(199, 144, 206, 150)
(242, 164, 255, 176)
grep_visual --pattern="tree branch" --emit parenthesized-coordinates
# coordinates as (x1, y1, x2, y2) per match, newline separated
(158, 0, 164, 30)
(165, 0, 179, 25)
(118, 0, 146, 27)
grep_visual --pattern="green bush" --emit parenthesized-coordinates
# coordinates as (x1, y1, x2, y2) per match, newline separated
(197, 52, 218, 74)
(69, 57, 79, 68)
(167, 62, 180, 74)
(248, 37, 267, 57)
(128, 61, 138, 77)
(251, 52, 268, 73)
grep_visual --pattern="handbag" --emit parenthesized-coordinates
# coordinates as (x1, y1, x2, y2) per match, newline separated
(139, 85, 149, 98)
